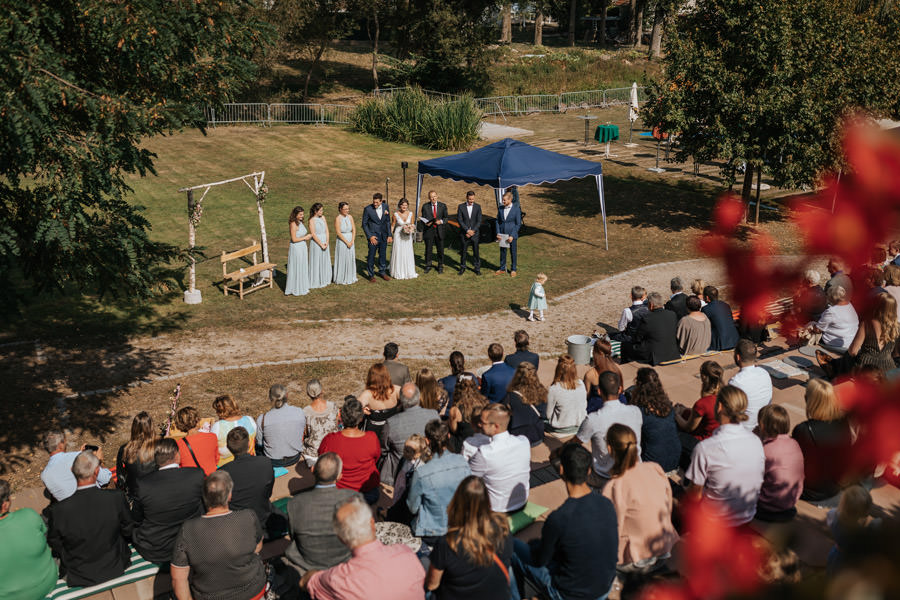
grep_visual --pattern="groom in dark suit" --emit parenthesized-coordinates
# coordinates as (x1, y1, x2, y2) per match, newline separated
(457, 191, 482, 275)
(420, 190, 448, 273)
(362, 192, 392, 282)
(495, 190, 522, 277)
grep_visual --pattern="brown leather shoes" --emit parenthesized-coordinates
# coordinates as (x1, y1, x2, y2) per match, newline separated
(381, 273, 392, 281)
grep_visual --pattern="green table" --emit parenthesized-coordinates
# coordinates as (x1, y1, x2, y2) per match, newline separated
(594, 124, 620, 143)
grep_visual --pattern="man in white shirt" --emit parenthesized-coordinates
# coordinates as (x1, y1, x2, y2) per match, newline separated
(466, 403, 531, 512)
(686, 386, 765, 527)
(727, 339, 772, 431)
(40, 430, 112, 501)
(616, 286, 649, 342)
(575, 371, 643, 481)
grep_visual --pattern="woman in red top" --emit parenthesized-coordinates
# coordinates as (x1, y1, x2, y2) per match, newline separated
(674, 360, 724, 469)
(318, 396, 381, 504)
(174, 406, 219, 475)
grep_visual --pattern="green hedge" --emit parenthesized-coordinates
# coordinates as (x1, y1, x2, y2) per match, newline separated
(351, 87, 481, 151)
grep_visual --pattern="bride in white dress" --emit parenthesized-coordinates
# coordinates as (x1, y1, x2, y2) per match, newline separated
(390, 198, 418, 280)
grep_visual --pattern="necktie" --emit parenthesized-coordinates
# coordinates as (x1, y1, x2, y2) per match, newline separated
(432, 204, 437, 219)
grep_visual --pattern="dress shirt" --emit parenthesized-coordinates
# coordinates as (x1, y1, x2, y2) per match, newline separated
(307, 540, 425, 600)
(815, 303, 859, 349)
(686, 423, 765, 526)
(257, 404, 306, 460)
(576, 400, 643, 477)
(618, 300, 646, 331)
(502, 206, 511, 223)
(728, 365, 773, 431)
(467, 430, 531, 512)
(431, 202, 437, 218)
(41, 451, 112, 501)
(375, 206, 383, 219)
(466, 203, 473, 218)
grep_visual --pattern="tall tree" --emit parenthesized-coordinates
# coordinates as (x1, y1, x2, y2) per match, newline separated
(501, 3, 513, 42)
(568, 0, 578, 45)
(0, 0, 271, 308)
(598, 0, 609, 47)
(534, 3, 546, 45)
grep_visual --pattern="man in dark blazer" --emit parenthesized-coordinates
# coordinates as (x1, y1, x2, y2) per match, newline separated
(361, 192, 392, 282)
(48, 451, 134, 587)
(285, 452, 358, 574)
(495, 190, 522, 276)
(481, 343, 515, 404)
(702, 285, 741, 351)
(457, 190, 483, 275)
(131, 438, 204, 564)
(220, 426, 285, 538)
(420, 190, 448, 273)
(664, 276, 690, 320)
(504, 329, 540, 370)
(626, 292, 681, 365)
(382, 342, 412, 387)
(381, 383, 440, 483)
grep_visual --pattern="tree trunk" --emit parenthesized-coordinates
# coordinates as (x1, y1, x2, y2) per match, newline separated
(302, 41, 328, 102)
(370, 8, 380, 91)
(568, 0, 577, 46)
(501, 3, 512, 43)
(599, 1, 608, 47)
(648, 4, 664, 57)
(534, 9, 544, 45)
(741, 164, 756, 207)
(634, 0, 645, 47)
(628, 0, 637, 44)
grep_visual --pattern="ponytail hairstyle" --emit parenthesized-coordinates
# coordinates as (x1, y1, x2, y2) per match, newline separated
(607, 423, 639, 477)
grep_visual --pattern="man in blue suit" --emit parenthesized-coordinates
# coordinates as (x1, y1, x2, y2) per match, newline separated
(361, 192, 393, 282)
(480, 343, 515, 403)
(495, 190, 522, 277)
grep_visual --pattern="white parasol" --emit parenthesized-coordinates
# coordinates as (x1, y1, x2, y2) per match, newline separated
(626, 82, 639, 145)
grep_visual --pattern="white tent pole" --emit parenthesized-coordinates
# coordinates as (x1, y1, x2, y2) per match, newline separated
(495, 187, 505, 212)
(415, 174, 424, 219)
(596, 174, 608, 250)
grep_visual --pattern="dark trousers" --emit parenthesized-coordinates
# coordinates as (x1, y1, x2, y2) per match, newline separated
(424, 231, 444, 268)
(499, 238, 517, 271)
(366, 235, 387, 277)
(459, 234, 480, 272)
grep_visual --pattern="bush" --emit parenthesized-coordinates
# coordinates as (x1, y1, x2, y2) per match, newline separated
(351, 87, 481, 151)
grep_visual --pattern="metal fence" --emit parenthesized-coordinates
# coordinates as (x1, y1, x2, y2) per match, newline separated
(204, 86, 648, 125)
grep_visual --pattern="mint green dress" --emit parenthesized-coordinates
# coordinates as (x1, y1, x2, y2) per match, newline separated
(333, 215, 358, 285)
(285, 223, 310, 296)
(309, 217, 332, 289)
(528, 282, 548, 310)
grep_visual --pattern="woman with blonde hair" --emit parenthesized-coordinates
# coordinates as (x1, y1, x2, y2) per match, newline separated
(602, 424, 678, 570)
(448, 379, 487, 452)
(792, 378, 853, 502)
(211, 395, 257, 466)
(546, 354, 587, 434)
(503, 362, 546, 445)
(417, 367, 450, 415)
(358, 363, 401, 443)
(425, 476, 513, 599)
(691, 279, 707, 307)
(818, 291, 899, 378)
(584, 338, 623, 413)
(115, 411, 158, 500)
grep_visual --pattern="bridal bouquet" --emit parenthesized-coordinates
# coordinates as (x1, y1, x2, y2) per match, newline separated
(402, 223, 415, 235)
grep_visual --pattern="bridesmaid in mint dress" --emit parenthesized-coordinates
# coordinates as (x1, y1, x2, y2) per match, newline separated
(308, 202, 331, 289)
(333, 201, 358, 285)
(285, 206, 312, 296)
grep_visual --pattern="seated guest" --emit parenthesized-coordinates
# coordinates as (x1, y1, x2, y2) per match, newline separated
(863, 266, 888, 297)
(408, 420, 471, 542)
(256, 383, 306, 467)
(826, 485, 876, 574)
(302, 496, 425, 600)
(171, 471, 266, 600)
(503, 362, 546, 445)
(883, 264, 900, 318)
(665, 276, 690, 320)
(382, 383, 440, 483)
(629, 368, 680, 473)
(818, 292, 898, 379)
(285, 452, 358, 574)
(41, 430, 112, 502)
(512, 444, 617, 600)
(808, 284, 858, 351)
(576, 370, 643, 482)
(220, 427, 284, 538)
(616, 285, 649, 342)
(358, 363, 401, 444)
(691, 279, 707, 306)
(546, 354, 587, 434)
(685, 386, 765, 527)
(0, 478, 58, 600)
(825, 257, 853, 298)
(755, 405, 805, 522)
(318, 396, 381, 504)
(302, 379, 341, 468)
(793, 269, 829, 322)
(439, 351, 478, 409)
(132, 438, 205, 564)
(465, 404, 531, 513)
(792, 379, 853, 502)
(728, 339, 773, 431)
(48, 451, 134, 586)
(602, 425, 678, 570)
(584, 338, 624, 414)
(677, 295, 712, 356)
(505, 329, 540, 370)
(448, 380, 488, 452)
(383, 341, 413, 387)
(626, 291, 681, 365)
(425, 476, 513, 599)
(211, 394, 257, 466)
(889, 240, 900, 266)
(173, 406, 218, 475)
(675, 360, 724, 466)
(480, 343, 515, 404)
(115, 412, 158, 501)
(417, 368, 450, 415)
(385, 435, 428, 525)
(701, 285, 740, 351)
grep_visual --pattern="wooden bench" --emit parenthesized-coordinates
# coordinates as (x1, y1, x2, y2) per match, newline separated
(221, 241, 276, 299)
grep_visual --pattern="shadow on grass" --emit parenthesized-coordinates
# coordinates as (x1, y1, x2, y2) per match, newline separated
(251, 56, 378, 101)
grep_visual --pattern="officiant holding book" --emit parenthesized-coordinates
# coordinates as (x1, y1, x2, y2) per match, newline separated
(419, 190, 448, 273)
(495, 190, 521, 277)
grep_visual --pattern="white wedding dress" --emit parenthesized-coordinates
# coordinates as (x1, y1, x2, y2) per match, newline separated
(390, 211, 417, 279)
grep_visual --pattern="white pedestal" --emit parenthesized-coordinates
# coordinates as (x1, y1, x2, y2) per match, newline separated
(647, 167, 666, 173)
(183, 289, 202, 304)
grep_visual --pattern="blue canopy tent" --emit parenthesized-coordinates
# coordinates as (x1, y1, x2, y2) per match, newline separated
(416, 138, 609, 249)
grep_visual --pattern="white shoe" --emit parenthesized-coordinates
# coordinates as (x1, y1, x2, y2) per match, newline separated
(538, 315, 544, 321)
(527, 315, 536, 321)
